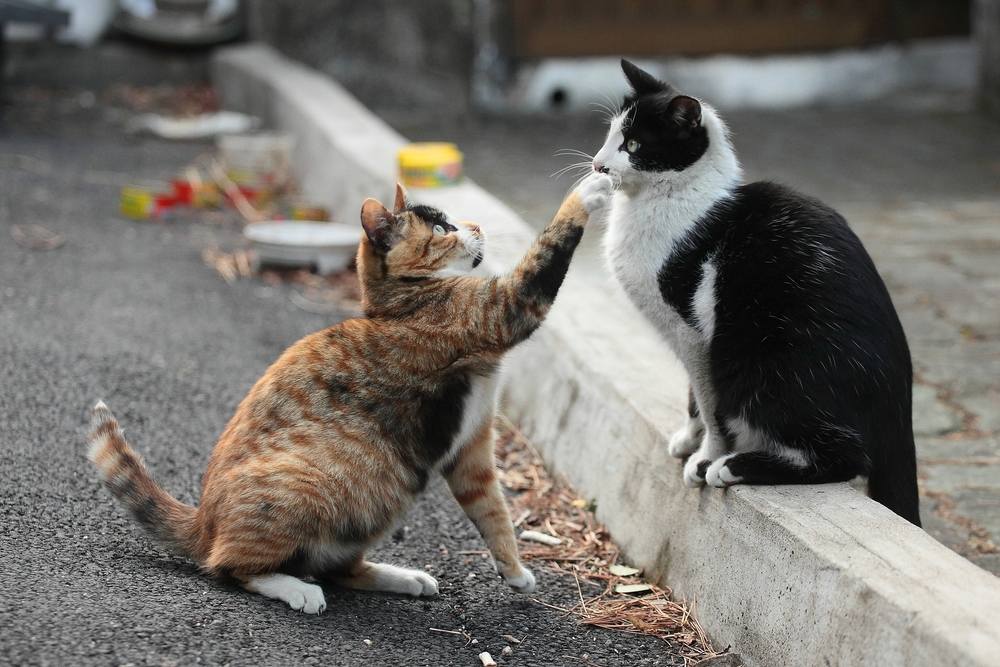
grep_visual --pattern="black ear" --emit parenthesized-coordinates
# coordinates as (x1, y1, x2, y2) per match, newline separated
(621, 59, 669, 96)
(360, 198, 397, 253)
(667, 95, 702, 129)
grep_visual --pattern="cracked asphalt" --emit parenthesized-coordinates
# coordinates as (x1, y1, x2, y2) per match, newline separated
(0, 90, 687, 666)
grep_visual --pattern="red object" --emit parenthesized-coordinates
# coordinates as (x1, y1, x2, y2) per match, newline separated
(151, 194, 179, 218)
(171, 180, 194, 205)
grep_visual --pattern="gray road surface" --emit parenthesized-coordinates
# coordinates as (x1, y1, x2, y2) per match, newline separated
(0, 92, 686, 666)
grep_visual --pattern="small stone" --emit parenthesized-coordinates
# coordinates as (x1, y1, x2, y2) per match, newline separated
(363, 639, 372, 646)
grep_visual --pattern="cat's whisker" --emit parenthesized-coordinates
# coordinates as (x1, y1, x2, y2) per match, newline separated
(554, 148, 594, 160)
(550, 161, 592, 179)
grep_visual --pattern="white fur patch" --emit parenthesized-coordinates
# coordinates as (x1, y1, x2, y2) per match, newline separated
(706, 454, 742, 488)
(242, 573, 327, 614)
(668, 414, 703, 458)
(692, 260, 718, 339)
(439, 371, 502, 470)
(504, 567, 536, 593)
(725, 417, 809, 468)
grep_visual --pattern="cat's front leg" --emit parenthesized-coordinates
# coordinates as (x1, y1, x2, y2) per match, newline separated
(682, 430, 729, 487)
(669, 386, 705, 458)
(444, 420, 535, 593)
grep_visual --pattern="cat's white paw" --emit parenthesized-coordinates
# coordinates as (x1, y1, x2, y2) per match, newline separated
(682, 452, 712, 488)
(668, 421, 702, 459)
(403, 570, 440, 597)
(706, 455, 742, 488)
(504, 567, 536, 594)
(243, 573, 327, 614)
(577, 173, 613, 215)
(293, 582, 328, 614)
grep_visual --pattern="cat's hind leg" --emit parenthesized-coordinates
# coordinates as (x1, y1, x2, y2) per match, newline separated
(238, 572, 327, 614)
(669, 386, 705, 458)
(331, 559, 439, 597)
(705, 446, 862, 488)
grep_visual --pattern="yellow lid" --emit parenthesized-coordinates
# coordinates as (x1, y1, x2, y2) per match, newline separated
(398, 142, 463, 169)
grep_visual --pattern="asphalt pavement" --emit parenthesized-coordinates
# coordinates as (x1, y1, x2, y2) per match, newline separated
(0, 91, 685, 666)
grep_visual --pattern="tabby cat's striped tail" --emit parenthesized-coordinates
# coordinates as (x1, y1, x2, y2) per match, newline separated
(87, 401, 198, 554)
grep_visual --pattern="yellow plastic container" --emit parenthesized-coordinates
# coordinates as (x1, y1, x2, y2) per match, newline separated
(398, 142, 463, 188)
(119, 187, 154, 220)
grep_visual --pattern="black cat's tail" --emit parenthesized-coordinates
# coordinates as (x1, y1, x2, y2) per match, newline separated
(867, 419, 921, 527)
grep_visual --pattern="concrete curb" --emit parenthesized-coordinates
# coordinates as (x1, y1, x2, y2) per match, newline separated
(213, 44, 1000, 667)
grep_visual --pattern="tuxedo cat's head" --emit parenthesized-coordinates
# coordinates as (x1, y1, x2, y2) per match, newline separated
(358, 184, 485, 281)
(593, 59, 737, 193)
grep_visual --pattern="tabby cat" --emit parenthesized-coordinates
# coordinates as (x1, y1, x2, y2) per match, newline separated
(88, 173, 612, 613)
(592, 60, 920, 525)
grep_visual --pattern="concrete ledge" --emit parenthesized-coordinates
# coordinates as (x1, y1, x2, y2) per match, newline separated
(213, 44, 1000, 667)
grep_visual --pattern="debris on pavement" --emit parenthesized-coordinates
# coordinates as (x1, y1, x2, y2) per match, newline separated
(127, 110, 260, 140)
(496, 417, 725, 665)
(520, 530, 563, 546)
(11, 224, 64, 250)
(614, 583, 654, 595)
(478, 651, 497, 666)
(609, 564, 642, 577)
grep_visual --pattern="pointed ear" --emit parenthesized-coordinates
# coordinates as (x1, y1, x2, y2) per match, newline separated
(667, 95, 702, 130)
(360, 198, 396, 253)
(621, 59, 669, 96)
(393, 183, 409, 213)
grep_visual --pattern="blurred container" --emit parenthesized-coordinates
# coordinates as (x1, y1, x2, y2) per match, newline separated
(244, 221, 358, 275)
(217, 133, 294, 190)
(398, 143, 463, 188)
(119, 186, 178, 220)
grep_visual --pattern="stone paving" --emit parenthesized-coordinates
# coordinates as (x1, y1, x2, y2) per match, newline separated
(391, 104, 1000, 575)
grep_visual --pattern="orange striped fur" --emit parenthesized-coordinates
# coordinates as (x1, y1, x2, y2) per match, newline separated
(88, 174, 612, 614)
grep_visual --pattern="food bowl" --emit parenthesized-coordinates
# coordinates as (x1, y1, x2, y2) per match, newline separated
(244, 221, 359, 275)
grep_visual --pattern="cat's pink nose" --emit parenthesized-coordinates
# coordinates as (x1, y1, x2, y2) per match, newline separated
(593, 161, 608, 174)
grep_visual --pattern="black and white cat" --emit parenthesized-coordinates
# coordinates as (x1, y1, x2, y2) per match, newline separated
(593, 59, 920, 526)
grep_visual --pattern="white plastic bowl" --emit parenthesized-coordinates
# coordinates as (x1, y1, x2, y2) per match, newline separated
(244, 221, 359, 274)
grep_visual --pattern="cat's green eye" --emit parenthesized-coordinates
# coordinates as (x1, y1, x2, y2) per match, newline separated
(433, 224, 446, 236)
(626, 139, 640, 153)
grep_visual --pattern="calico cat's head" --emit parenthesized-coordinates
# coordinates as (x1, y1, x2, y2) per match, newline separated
(593, 59, 735, 192)
(358, 184, 484, 281)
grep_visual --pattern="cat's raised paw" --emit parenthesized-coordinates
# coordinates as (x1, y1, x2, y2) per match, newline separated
(504, 567, 536, 594)
(577, 173, 613, 215)
(682, 453, 712, 487)
(705, 455, 742, 488)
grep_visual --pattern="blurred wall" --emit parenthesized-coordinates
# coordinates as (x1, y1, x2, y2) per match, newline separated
(246, 0, 474, 113)
(979, 0, 1000, 114)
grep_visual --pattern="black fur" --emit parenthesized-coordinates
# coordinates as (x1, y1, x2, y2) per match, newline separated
(663, 182, 919, 525)
(620, 59, 709, 173)
(407, 204, 457, 232)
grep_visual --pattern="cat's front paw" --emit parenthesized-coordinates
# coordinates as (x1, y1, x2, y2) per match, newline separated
(504, 566, 536, 594)
(577, 173, 613, 215)
(682, 453, 712, 487)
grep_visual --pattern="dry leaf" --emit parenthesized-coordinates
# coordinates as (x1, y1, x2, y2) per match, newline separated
(609, 564, 642, 577)
(614, 583, 654, 595)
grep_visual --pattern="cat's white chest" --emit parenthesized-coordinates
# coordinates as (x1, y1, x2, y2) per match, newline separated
(604, 194, 690, 341)
(441, 371, 501, 467)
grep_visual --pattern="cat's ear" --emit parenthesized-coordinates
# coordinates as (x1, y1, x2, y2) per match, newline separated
(393, 183, 409, 213)
(621, 59, 669, 96)
(360, 198, 397, 253)
(667, 95, 702, 130)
